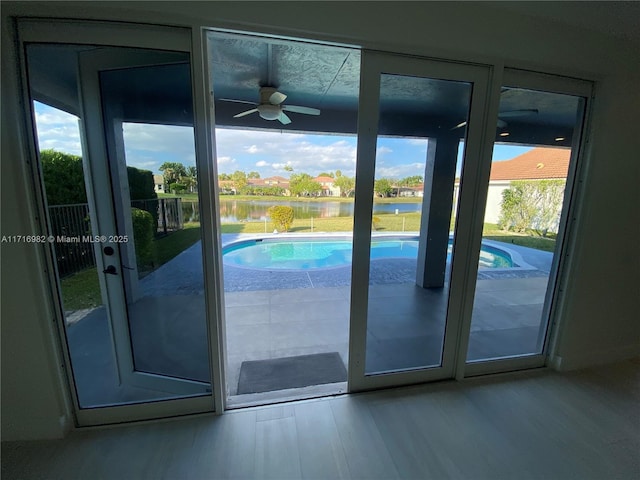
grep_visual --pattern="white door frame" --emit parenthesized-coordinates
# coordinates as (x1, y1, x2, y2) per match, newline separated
(17, 19, 223, 426)
(348, 50, 496, 391)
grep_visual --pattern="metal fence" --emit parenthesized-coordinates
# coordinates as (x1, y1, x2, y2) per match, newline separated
(131, 197, 183, 235)
(48, 203, 95, 278)
(49, 198, 183, 278)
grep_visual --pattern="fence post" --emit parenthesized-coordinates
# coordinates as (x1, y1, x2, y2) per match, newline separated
(176, 198, 183, 229)
(161, 199, 168, 235)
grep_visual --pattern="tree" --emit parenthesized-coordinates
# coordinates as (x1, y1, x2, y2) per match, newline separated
(180, 165, 198, 193)
(334, 175, 355, 197)
(248, 171, 260, 179)
(231, 170, 247, 192)
(318, 172, 334, 178)
(335, 170, 342, 178)
(40, 149, 87, 205)
(159, 162, 187, 187)
(283, 165, 294, 172)
(289, 173, 322, 197)
(374, 178, 393, 197)
(218, 173, 231, 181)
(400, 175, 423, 187)
(267, 205, 294, 232)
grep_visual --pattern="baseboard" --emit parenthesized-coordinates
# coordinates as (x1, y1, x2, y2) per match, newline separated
(549, 344, 640, 371)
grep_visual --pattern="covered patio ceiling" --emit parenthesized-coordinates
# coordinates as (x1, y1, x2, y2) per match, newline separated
(27, 31, 579, 147)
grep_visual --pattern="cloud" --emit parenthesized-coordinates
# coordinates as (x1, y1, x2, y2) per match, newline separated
(215, 128, 358, 176)
(123, 123, 195, 159)
(33, 103, 435, 180)
(33, 102, 82, 156)
(376, 162, 425, 179)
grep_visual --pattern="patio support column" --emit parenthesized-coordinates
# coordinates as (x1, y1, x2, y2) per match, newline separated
(416, 134, 459, 289)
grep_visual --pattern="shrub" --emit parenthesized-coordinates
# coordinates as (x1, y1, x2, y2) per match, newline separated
(498, 180, 565, 236)
(127, 167, 157, 201)
(267, 205, 294, 232)
(40, 149, 87, 205)
(131, 208, 155, 268)
(171, 183, 187, 194)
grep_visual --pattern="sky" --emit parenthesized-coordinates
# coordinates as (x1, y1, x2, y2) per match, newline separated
(33, 101, 532, 179)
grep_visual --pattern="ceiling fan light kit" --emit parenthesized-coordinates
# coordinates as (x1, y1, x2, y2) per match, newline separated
(226, 86, 321, 125)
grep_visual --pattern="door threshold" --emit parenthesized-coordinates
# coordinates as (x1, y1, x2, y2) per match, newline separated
(226, 382, 347, 409)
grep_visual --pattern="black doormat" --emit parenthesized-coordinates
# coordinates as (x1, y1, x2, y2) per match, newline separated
(237, 352, 347, 395)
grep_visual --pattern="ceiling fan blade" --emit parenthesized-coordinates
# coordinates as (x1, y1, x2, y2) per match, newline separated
(498, 108, 539, 118)
(450, 120, 467, 130)
(219, 98, 257, 105)
(269, 91, 287, 105)
(278, 111, 292, 125)
(233, 108, 259, 118)
(282, 105, 321, 116)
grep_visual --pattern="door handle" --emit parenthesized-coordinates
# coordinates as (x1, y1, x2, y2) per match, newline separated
(103, 265, 118, 275)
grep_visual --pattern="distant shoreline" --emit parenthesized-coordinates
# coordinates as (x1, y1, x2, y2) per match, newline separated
(159, 193, 423, 204)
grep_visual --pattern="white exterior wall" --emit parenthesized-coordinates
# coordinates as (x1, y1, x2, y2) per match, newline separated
(484, 181, 510, 224)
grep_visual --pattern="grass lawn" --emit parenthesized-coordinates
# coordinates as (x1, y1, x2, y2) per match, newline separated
(219, 212, 422, 234)
(60, 223, 202, 312)
(152, 222, 201, 266)
(59, 267, 102, 311)
(482, 223, 556, 252)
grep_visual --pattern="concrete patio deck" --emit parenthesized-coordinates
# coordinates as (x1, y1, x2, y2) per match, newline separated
(64, 233, 554, 408)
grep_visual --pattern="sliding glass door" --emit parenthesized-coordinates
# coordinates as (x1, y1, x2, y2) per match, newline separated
(19, 21, 591, 420)
(349, 51, 492, 390)
(463, 70, 590, 374)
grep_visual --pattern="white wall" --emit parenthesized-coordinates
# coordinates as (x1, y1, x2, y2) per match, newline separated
(2, 1, 638, 440)
(484, 181, 509, 225)
(1, 17, 72, 440)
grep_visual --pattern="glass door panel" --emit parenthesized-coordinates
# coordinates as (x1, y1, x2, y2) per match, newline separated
(365, 74, 471, 374)
(24, 38, 213, 416)
(206, 30, 361, 407)
(466, 86, 586, 363)
(350, 51, 490, 390)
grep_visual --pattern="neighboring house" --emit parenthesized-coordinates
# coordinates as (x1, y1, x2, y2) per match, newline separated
(398, 184, 424, 197)
(248, 176, 291, 195)
(452, 147, 570, 225)
(153, 174, 165, 194)
(218, 179, 236, 194)
(484, 147, 570, 224)
(314, 175, 341, 196)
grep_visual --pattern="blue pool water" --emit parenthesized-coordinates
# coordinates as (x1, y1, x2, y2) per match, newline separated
(223, 237, 515, 270)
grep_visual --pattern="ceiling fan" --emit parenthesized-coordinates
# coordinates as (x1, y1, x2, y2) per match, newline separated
(451, 109, 539, 130)
(221, 87, 321, 125)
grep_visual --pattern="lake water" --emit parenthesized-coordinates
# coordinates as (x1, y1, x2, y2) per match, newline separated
(183, 199, 422, 223)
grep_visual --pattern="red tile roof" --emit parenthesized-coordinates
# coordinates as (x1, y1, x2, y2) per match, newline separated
(314, 176, 335, 183)
(490, 147, 570, 181)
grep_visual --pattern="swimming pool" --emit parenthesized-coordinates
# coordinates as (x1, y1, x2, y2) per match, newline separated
(222, 236, 518, 270)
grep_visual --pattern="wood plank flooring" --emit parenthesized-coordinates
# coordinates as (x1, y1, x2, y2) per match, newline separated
(2, 359, 639, 479)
